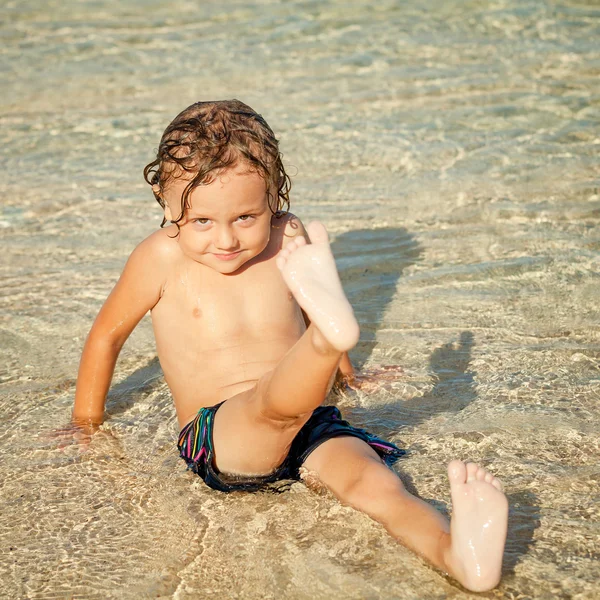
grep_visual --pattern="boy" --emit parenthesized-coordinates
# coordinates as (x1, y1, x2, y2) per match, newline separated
(72, 100, 508, 592)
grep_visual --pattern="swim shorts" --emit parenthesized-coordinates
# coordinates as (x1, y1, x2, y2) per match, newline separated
(177, 403, 405, 493)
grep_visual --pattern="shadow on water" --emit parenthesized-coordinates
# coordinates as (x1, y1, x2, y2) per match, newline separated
(346, 331, 477, 432)
(105, 356, 163, 418)
(503, 490, 541, 575)
(330, 229, 478, 428)
(402, 330, 477, 427)
(331, 227, 423, 370)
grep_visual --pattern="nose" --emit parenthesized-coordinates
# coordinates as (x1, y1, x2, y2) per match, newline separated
(214, 225, 237, 251)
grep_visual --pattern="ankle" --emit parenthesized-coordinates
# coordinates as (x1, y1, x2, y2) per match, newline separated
(440, 532, 464, 582)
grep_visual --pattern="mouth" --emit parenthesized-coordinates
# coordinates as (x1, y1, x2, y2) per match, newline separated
(213, 251, 242, 261)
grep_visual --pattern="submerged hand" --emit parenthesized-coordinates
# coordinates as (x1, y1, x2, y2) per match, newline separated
(338, 364, 405, 393)
(46, 421, 100, 452)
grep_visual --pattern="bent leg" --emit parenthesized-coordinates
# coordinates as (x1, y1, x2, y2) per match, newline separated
(258, 221, 360, 421)
(211, 325, 344, 475)
(303, 437, 508, 592)
(212, 222, 360, 476)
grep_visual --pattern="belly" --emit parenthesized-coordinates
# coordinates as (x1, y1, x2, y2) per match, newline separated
(153, 323, 304, 426)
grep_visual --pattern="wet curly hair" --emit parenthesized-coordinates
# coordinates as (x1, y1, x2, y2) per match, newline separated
(143, 99, 291, 227)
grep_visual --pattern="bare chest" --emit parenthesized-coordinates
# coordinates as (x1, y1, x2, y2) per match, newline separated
(152, 258, 304, 350)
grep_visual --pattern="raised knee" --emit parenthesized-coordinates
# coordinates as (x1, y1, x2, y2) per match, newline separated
(255, 372, 313, 425)
(255, 398, 309, 431)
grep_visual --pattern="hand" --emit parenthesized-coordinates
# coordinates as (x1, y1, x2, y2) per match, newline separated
(45, 421, 100, 452)
(338, 364, 405, 393)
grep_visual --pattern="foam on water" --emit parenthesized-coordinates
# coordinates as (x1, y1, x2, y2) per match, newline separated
(1, 0, 599, 598)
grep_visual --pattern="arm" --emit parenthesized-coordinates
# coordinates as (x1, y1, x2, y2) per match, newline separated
(72, 232, 169, 430)
(338, 351, 355, 380)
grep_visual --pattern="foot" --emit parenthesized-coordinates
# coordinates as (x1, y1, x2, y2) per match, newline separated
(446, 460, 508, 592)
(276, 222, 359, 352)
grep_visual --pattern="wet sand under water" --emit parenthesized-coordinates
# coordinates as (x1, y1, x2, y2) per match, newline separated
(1, 1, 599, 598)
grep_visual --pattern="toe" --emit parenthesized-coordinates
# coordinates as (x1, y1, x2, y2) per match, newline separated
(491, 478, 504, 492)
(448, 460, 467, 484)
(295, 236, 307, 247)
(476, 468, 486, 481)
(306, 221, 329, 244)
(484, 472, 494, 484)
(465, 462, 479, 482)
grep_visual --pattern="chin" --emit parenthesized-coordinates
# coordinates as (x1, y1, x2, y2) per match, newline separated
(213, 255, 252, 274)
(216, 263, 243, 274)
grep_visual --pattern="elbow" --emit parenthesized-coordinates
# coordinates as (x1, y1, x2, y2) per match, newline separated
(85, 324, 126, 354)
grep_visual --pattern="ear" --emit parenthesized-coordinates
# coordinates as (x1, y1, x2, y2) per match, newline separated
(153, 184, 173, 222)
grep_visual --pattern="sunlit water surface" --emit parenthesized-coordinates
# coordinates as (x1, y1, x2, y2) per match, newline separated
(1, 0, 599, 598)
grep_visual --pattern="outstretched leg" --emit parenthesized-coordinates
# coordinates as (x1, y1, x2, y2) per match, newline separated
(303, 437, 508, 592)
(212, 222, 359, 475)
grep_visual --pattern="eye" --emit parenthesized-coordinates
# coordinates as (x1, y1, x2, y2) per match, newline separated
(193, 218, 210, 225)
(237, 214, 254, 222)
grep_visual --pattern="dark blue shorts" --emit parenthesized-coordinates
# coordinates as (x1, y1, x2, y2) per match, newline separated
(177, 403, 405, 493)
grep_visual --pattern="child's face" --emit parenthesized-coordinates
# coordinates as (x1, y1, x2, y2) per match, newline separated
(161, 164, 273, 274)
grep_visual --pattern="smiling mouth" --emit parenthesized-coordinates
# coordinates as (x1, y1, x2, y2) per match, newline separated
(213, 251, 242, 261)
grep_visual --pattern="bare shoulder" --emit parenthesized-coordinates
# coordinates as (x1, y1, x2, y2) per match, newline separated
(89, 227, 182, 343)
(133, 225, 181, 264)
(272, 212, 309, 241)
(121, 226, 181, 294)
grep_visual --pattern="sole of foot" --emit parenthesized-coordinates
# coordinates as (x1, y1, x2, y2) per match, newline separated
(276, 221, 359, 352)
(447, 460, 508, 592)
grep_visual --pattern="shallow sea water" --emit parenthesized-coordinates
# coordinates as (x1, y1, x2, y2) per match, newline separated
(1, 0, 599, 598)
